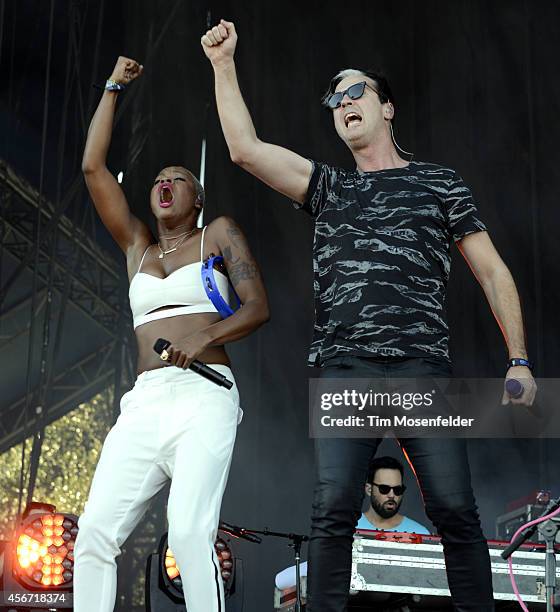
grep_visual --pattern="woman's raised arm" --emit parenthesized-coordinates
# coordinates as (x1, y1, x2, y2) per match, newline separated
(82, 56, 150, 253)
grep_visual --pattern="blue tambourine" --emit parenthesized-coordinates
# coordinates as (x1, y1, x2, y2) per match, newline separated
(201, 255, 241, 319)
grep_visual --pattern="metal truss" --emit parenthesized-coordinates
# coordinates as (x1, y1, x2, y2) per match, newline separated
(0, 340, 119, 455)
(0, 159, 128, 338)
(0, 160, 136, 453)
(0, 290, 47, 348)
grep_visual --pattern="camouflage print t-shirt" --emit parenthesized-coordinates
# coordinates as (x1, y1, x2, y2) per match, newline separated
(293, 160, 487, 367)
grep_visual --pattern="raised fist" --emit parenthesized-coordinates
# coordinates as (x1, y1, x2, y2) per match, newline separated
(201, 19, 237, 66)
(109, 56, 143, 86)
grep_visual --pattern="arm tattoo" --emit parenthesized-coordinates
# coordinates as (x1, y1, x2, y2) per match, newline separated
(222, 220, 257, 286)
(226, 226, 245, 251)
(228, 261, 258, 287)
(223, 245, 240, 264)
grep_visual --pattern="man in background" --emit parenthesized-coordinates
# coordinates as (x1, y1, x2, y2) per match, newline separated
(276, 455, 429, 590)
(358, 456, 429, 534)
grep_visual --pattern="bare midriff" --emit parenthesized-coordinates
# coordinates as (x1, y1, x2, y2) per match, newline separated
(135, 308, 229, 375)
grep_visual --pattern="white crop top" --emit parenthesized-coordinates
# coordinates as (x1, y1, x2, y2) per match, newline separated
(129, 226, 229, 329)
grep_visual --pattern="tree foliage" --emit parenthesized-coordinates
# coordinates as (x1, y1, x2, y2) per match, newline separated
(0, 388, 113, 540)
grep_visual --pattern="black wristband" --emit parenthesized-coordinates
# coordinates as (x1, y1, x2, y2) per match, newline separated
(507, 357, 533, 371)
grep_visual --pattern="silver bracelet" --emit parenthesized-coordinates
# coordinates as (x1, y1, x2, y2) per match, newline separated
(105, 79, 126, 92)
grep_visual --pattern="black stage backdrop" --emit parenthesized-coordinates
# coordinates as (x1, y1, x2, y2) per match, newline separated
(115, 1, 560, 609)
(112, 0, 560, 612)
(3, 1, 558, 610)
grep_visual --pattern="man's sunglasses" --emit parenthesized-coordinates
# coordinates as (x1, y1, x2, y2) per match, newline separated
(373, 483, 406, 496)
(325, 81, 380, 110)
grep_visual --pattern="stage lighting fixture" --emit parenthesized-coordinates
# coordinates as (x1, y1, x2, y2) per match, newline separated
(163, 533, 234, 597)
(2, 502, 77, 609)
(146, 530, 242, 612)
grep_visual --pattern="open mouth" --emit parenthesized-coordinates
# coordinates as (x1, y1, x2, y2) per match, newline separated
(158, 184, 174, 208)
(344, 111, 362, 128)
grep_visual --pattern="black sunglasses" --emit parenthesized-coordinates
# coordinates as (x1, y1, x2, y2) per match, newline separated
(373, 483, 406, 496)
(326, 81, 379, 110)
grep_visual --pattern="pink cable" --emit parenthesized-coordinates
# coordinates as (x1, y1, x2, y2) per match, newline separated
(507, 503, 560, 611)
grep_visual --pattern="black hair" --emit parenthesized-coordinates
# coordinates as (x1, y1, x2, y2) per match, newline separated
(367, 456, 404, 484)
(321, 68, 395, 110)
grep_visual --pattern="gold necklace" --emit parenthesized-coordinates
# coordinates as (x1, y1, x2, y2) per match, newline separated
(159, 223, 193, 240)
(157, 228, 197, 259)
(160, 229, 190, 240)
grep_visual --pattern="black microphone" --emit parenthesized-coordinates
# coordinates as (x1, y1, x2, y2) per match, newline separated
(153, 338, 233, 389)
(219, 521, 262, 544)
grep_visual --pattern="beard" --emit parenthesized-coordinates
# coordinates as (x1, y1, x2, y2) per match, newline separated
(371, 495, 402, 519)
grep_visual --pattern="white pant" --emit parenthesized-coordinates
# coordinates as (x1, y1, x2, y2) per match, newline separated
(73, 364, 241, 612)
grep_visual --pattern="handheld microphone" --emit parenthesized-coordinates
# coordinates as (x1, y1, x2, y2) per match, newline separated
(505, 378, 524, 399)
(153, 338, 233, 390)
(505, 378, 542, 420)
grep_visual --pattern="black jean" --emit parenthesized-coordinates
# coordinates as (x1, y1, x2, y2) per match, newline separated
(306, 355, 495, 612)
